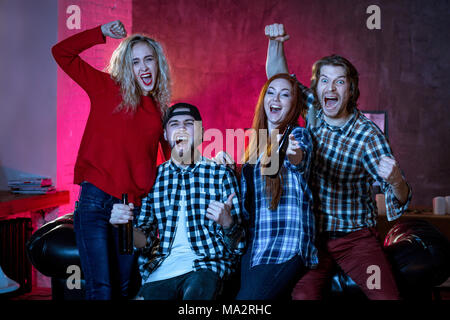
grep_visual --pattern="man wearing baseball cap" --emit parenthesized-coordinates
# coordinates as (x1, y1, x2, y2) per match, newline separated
(110, 102, 245, 300)
(162, 103, 204, 166)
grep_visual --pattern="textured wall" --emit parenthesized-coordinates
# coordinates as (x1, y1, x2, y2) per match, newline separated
(132, 0, 450, 208)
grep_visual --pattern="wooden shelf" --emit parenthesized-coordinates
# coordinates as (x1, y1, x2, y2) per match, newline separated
(0, 190, 70, 218)
(377, 210, 450, 240)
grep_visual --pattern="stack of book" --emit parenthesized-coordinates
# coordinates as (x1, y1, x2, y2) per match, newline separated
(8, 177, 55, 195)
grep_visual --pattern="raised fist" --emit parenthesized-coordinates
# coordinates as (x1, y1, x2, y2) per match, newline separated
(101, 20, 127, 39)
(265, 23, 290, 42)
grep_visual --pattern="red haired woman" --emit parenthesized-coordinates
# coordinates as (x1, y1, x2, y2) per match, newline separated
(236, 73, 318, 300)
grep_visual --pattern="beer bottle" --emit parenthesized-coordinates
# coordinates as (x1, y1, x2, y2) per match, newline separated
(118, 193, 133, 254)
(267, 124, 294, 178)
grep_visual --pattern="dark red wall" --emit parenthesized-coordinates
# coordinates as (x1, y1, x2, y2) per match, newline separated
(133, 0, 449, 208)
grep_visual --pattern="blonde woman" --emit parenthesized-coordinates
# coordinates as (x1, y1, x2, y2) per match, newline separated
(52, 20, 172, 300)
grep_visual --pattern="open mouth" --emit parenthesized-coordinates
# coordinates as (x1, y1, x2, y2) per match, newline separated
(140, 73, 152, 86)
(175, 135, 189, 145)
(270, 105, 282, 113)
(324, 96, 338, 107)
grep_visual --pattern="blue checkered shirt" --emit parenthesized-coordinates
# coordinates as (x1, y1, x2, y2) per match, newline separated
(298, 84, 412, 233)
(240, 127, 319, 268)
(136, 157, 245, 284)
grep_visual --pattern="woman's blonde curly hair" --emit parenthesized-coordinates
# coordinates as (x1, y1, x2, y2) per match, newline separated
(106, 34, 171, 115)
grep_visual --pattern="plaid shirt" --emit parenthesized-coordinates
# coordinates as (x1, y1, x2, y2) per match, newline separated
(297, 83, 412, 233)
(136, 157, 245, 284)
(241, 127, 319, 268)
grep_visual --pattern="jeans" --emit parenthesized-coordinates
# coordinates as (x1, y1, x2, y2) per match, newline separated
(292, 227, 400, 300)
(236, 250, 304, 300)
(138, 269, 222, 300)
(74, 182, 137, 300)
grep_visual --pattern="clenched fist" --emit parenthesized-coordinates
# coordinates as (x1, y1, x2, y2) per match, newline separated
(376, 156, 403, 187)
(101, 20, 127, 39)
(265, 23, 290, 42)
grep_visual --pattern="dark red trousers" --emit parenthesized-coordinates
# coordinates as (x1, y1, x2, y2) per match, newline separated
(292, 227, 400, 300)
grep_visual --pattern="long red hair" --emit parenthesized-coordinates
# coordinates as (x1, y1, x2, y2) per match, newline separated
(243, 73, 306, 210)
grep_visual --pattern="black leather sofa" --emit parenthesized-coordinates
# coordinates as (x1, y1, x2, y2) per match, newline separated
(26, 213, 85, 300)
(26, 213, 450, 300)
(324, 219, 450, 300)
(25, 213, 141, 300)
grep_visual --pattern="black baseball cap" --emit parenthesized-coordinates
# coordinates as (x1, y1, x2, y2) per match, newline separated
(162, 103, 202, 128)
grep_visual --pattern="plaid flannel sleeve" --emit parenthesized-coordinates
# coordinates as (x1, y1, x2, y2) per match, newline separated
(300, 82, 315, 110)
(363, 133, 412, 221)
(135, 193, 159, 254)
(285, 126, 312, 175)
(291, 75, 315, 110)
(220, 168, 246, 255)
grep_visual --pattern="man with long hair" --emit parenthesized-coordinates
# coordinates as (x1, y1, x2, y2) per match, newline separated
(264, 23, 411, 300)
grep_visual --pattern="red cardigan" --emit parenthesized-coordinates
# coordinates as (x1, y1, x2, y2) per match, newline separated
(52, 26, 169, 206)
